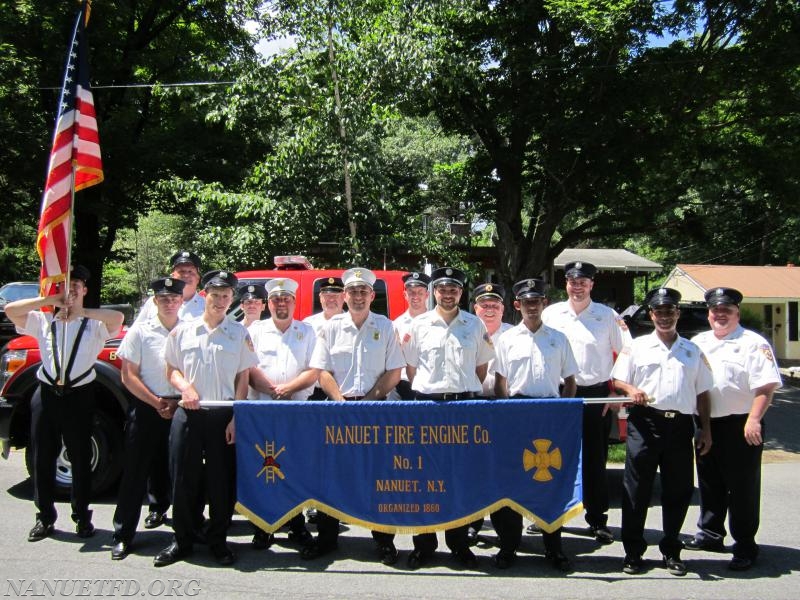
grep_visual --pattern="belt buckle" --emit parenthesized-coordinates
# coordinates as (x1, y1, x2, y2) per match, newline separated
(663, 410, 677, 419)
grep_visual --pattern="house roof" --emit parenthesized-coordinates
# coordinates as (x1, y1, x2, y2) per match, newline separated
(670, 264, 800, 299)
(553, 249, 662, 273)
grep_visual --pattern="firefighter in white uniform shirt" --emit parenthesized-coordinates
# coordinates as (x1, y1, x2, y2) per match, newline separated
(5, 265, 124, 542)
(154, 270, 257, 568)
(306, 267, 404, 562)
(493, 278, 578, 572)
(238, 283, 267, 329)
(611, 287, 713, 577)
(248, 278, 317, 550)
(403, 266, 494, 570)
(684, 287, 782, 571)
(136, 250, 205, 323)
(541, 260, 630, 544)
(465, 282, 513, 545)
(389, 271, 431, 400)
(111, 277, 185, 560)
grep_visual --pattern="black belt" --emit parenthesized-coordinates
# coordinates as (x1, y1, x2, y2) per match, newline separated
(710, 413, 750, 423)
(576, 382, 610, 392)
(631, 405, 687, 420)
(342, 396, 366, 401)
(417, 392, 475, 400)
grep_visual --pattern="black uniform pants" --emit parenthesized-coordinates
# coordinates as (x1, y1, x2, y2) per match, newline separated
(30, 383, 95, 524)
(490, 508, 564, 555)
(696, 414, 763, 560)
(578, 383, 614, 528)
(412, 527, 471, 555)
(622, 406, 694, 558)
(112, 398, 171, 542)
(169, 406, 236, 549)
(315, 515, 395, 550)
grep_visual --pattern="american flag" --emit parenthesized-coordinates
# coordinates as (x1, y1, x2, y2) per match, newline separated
(38, 0, 103, 296)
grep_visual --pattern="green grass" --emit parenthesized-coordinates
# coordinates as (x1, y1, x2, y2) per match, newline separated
(608, 443, 627, 464)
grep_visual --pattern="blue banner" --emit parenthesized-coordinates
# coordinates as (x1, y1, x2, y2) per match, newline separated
(235, 399, 583, 534)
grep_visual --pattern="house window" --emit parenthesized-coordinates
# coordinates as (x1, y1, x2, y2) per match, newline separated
(789, 301, 798, 342)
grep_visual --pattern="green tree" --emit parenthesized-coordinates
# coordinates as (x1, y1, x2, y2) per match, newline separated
(375, 0, 800, 289)
(1, 0, 267, 300)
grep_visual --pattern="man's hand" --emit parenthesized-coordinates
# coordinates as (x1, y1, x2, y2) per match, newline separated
(157, 398, 178, 420)
(695, 428, 712, 456)
(744, 418, 763, 446)
(272, 383, 292, 400)
(179, 386, 201, 410)
(225, 418, 235, 444)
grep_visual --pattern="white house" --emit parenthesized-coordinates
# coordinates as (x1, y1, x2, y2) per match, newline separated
(663, 264, 800, 364)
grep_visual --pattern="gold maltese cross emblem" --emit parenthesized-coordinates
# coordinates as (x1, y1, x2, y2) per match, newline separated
(522, 439, 562, 482)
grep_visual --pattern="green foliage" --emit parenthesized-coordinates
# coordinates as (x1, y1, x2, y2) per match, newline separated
(100, 262, 138, 305)
(111, 211, 191, 300)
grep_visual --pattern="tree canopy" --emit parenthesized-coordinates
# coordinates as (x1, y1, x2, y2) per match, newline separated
(2, 0, 798, 303)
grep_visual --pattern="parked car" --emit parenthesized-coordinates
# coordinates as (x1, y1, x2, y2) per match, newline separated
(0, 282, 40, 348)
(0, 257, 409, 496)
(621, 301, 710, 339)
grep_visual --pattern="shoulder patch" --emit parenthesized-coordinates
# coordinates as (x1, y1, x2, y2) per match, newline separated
(760, 344, 775, 363)
(701, 352, 711, 369)
(483, 332, 494, 347)
(245, 334, 254, 353)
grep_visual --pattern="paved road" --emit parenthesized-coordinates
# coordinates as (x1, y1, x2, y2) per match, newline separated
(1, 384, 798, 599)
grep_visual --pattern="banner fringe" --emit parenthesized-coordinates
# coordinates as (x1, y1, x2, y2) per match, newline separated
(236, 498, 584, 535)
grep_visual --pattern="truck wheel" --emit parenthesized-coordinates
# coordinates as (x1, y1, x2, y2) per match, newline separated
(24, 410, 124, 497)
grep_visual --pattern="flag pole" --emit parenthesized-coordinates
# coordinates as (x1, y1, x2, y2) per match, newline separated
(57, 166, 77, 386)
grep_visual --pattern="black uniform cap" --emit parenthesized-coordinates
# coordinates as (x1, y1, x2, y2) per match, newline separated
(403, 272, 431, 288)
(201, 270, 238, 290)
(169, 250, 202, 271)
(150, 277, 186, 296)
(319, 277, 344, 292)
(645, 287, 681, 308)
(564, 261, 597, 279)
(513, 278, 547, 299)
(473, 283, 505, 302)
(238, 283, 267, 301)
(431, 267, 466, 288)
(704, 287, 743, 307)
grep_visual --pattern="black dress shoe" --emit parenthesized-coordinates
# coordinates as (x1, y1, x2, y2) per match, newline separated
(406, 549, 432, 570)
(452, 547, 478, 569)
(729, 556, 754, 571)
(663, 555, 688, 576)
(545, 551, 573, 573)
(251, 529, 274, 550)
(111, 540, 130, 560)
(287, 528, 313, 546)
(306, 508, 318, 524)
(144, 511, 167, 529)
(494, 550, 516, 569)
(28, 520, 55, 542)
(683, 536, 724, 552)
(210, 543, 236, 566)
(300, 540, 337, 560)
(154, 541, 192, 567)
(378, 544, 399, 565)
(623, 555, 644, 575)
(76, 521, 95, 539)
(466, 527, 479, 546)
(526, 522, 542, 535)
(589, 525, 614, 544)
